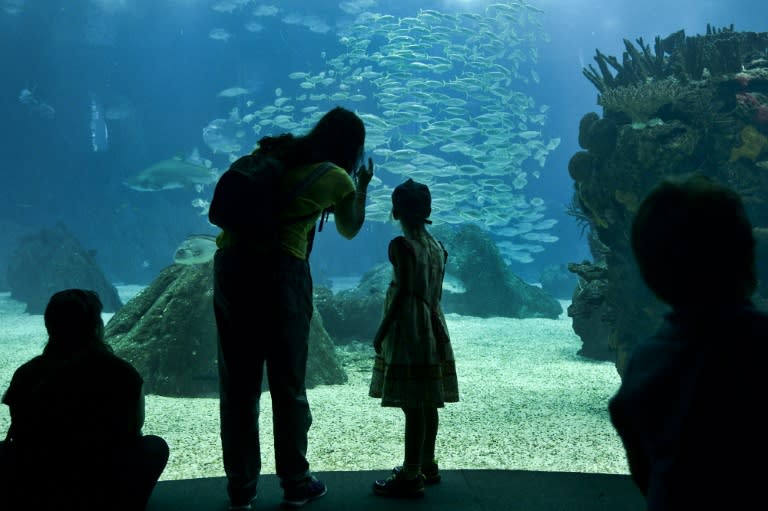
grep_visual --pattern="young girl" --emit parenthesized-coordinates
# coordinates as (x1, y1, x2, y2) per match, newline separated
(369, 178, 459, 498)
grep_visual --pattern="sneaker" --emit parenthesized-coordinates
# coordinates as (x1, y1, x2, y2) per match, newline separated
(281, 476, 327, 508)
(373, 469, 425, 498)
(393, 461, 441, 485)
(229, 495, 257, 510)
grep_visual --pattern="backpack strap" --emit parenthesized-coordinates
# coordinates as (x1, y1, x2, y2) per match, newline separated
(281, 162, 335, 226)
(283, 162, 335, 257)
(283, 162, 334, 204)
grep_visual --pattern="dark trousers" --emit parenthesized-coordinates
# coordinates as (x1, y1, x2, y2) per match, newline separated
(0, 434, 168, 511)
(213, 247, 314, 503)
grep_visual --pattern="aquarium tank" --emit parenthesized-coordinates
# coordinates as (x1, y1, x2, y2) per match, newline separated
(1, 0, 766, 484)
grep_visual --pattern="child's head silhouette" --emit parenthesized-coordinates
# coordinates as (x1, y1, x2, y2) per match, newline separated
(631, 174, 756, 308)
(43, 289, 106, 355)
(392, 178, 432, 225)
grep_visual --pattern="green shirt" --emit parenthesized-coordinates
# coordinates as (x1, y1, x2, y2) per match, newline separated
(215, 162, 355, 259)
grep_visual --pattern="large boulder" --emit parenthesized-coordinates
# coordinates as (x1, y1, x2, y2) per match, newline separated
(435, 223, 562, 319)
(313, 263, 391, 344)
(105, 261, 346, 397)
(0, 219, 30, 292)
(6, 223, 122, 314)
(316, 225, 562, 344)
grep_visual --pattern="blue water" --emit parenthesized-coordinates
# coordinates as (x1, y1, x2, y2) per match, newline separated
(0, 0, 765, 285)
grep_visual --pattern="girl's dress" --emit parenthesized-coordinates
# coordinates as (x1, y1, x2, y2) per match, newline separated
(369, 234, 459, 408)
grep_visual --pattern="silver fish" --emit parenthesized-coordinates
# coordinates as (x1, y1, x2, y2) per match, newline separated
(217, 86, 250, 98)
(202, 117, 243, 155)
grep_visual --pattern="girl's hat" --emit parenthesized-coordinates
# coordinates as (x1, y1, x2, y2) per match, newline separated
(392, 178, 432, 224)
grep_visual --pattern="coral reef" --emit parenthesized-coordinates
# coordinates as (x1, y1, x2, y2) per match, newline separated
(568, 151, 596, 182)
(730, 125, 768, 161)
(583, 25, 768, 92)
(597, 77, 685, 122)
(736, 91, 768, 124)
(570, 27, 768, 375)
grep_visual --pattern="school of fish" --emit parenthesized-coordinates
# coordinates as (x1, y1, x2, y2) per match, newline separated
(204, 1, 560, 265)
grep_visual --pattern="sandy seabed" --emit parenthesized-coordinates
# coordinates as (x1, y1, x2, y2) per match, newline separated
(0, 287, 630, 481)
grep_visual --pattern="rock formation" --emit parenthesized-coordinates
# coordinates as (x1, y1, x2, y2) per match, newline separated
(105, 261, 346, 397)
(316, 223, 562, 344)
(6, 223, 122, 314)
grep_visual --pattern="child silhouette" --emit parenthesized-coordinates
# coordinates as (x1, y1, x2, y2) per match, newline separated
(609, 175, 767, 510)
(369, 179, 459, 498)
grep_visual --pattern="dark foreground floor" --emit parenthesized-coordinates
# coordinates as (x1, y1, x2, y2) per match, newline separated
(147, 469, 645, 511)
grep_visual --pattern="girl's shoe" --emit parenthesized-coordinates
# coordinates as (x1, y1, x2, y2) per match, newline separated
(393, 461, 441, 484)
(373, 469, 425, 498)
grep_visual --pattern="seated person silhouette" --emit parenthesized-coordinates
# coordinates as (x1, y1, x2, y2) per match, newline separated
(0, 289, 168, 511)
(609, 175, 767, 510)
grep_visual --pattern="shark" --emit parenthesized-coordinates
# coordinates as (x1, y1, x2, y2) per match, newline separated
(124, 153, 218, 192)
